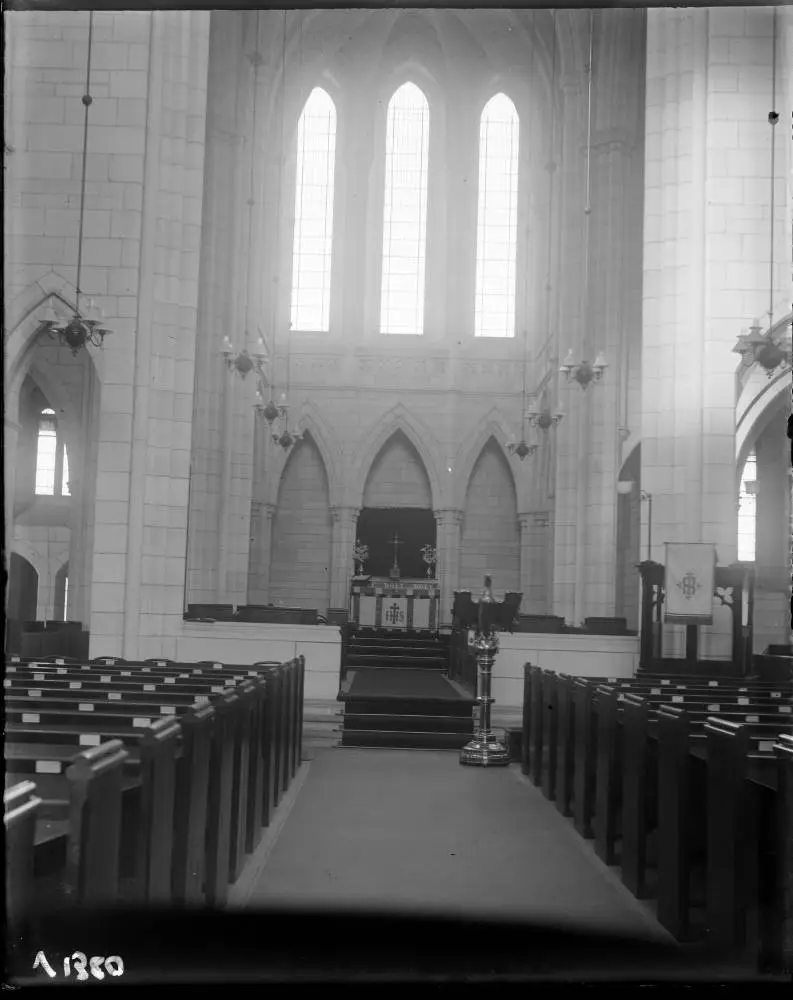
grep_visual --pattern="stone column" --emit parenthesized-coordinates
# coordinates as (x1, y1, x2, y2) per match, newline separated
(435, 508, 464, 627)
(329, 506, 360, 611)
(582, 9, 645, 618)
(753, 421, 790, 651)
(248, 501, 277, 605)
(519, 511, 550, 614)
(67, 474, 86, 624)
(643, 7, 782, 571)
(216, 368, 235, 602)
(104, 10, 211, 661)
(552, 66, 588, 625)
(4, 417, 20, 594)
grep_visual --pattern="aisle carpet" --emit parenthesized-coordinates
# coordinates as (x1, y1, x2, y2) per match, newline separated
(238, 748, 671, 941)
(343, 667, 465, 702)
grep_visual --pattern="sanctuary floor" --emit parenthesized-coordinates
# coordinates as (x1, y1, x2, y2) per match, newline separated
(229, 748, 670, 942)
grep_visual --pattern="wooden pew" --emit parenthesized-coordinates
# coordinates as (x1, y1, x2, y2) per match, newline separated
(517, 665, 792, 970)
(656, 705, 694, 939)
(172, 702, 215, 906)
(136, 717, 181, 904)
(772, 735, 793, 973)
(572, 678, 599, 839)
(4, 656, 305, 910)
(521, 664, 532, 776)
(593, 685, 789, 874)
(65, 741, 129, 906)
(554, 674, 575, 818)
(541, 669, 558, 801)
(5, 781, 42, 924)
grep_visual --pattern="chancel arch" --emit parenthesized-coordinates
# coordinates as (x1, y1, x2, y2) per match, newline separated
(357, 430, 436, 579)
(459, 436, 520, 596)
(269, 431, 332, 614)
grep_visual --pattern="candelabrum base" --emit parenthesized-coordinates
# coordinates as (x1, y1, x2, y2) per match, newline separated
(459, 734, 512, 768)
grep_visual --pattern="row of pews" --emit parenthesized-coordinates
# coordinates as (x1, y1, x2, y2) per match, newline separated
(4, 652, 305, 922)
(520, 663, 793, 974)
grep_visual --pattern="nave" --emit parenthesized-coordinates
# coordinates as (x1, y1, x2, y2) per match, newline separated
(6, 643, 791, 984)
(230, 746, 668, 937)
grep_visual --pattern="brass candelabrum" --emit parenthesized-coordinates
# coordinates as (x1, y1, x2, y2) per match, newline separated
(453, 578, 522, 768)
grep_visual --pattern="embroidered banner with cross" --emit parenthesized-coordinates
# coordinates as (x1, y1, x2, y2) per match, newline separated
(664, 542, 715, 625)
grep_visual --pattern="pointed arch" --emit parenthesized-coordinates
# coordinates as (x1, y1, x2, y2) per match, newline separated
(5, 274, 101, 399)
(291, 86, 337, 333)
(451, 412, 517, 509)
(348, 404, 443, 510)
(269, 430, 332, 613)
(380, 80, 430, 335)
(459, 435, 520, 595)
(363, 430, 433, 509)
(266, 404, 343, 509)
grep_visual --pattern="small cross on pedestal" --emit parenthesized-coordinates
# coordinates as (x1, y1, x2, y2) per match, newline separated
(389, 532, 402, 580)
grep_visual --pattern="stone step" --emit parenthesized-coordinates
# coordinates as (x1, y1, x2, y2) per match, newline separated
(349, 643, 447, 655)
(342, 713, 475, 735)
(341, 697, 474, 719)
(346, 654, 446, 669)
(340, 729, 471, 751)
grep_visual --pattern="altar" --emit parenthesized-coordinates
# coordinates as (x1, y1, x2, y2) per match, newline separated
(350, 578, 441, 631)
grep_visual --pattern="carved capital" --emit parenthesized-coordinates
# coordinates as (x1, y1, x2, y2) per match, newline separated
(330, 505, 360, 527)
(519, 511, 550, 531)
(434, 508, 465, 529)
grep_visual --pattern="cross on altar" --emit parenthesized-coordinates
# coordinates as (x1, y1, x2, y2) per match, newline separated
(389, 532, 402, 579)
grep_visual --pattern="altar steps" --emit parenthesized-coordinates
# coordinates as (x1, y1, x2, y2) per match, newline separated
(346, 653, 447, 670)
(340, 730, 471, 751)
(337, 665, 475, 751)
(342, 713, 474, 735)
(345, 631, 450, 673)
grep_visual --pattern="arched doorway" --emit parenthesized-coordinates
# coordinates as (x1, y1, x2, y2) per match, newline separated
(8, 552, 38, 623)
(352, 430, 439, 631)
(358, 430, 436, 578)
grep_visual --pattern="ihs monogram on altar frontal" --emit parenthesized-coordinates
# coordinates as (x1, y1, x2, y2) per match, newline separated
(349, 528, 440, 629)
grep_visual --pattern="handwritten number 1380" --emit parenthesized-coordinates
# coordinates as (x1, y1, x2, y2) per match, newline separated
(34, 951, 125, 980)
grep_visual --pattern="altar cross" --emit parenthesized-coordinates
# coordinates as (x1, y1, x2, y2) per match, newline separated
(390, 532, 402, 579)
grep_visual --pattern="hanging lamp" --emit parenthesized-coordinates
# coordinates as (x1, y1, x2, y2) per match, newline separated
(42, 12, 112, 355)
(225, 13, 267, 381)
(559, 13, 607, 389)
(732, 11, 791, 378)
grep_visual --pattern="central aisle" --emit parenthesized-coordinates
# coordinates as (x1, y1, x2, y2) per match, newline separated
(238, 749, 669, 942)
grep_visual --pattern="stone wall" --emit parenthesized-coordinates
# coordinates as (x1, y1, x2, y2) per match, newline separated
(5, 10, 212, 659)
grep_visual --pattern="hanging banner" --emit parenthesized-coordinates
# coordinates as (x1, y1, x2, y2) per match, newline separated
(664, 543, 715, 625)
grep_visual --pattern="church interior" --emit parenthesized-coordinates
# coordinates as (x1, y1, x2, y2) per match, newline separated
(4, 5, 793, 983)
